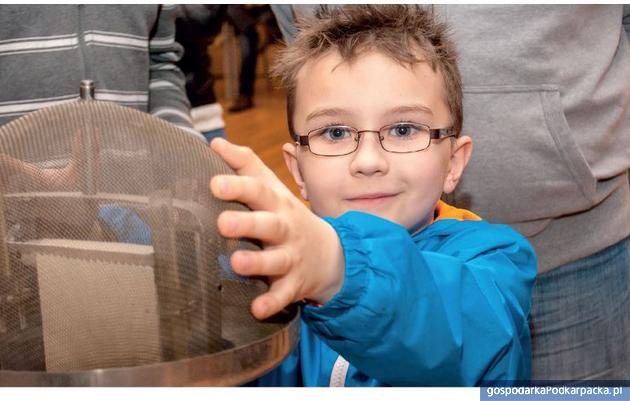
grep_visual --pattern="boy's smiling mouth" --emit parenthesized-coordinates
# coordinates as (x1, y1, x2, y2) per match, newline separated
(345, 192, 400, 208)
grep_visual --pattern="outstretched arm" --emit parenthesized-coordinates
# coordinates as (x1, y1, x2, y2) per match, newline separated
(303, 212, 536, 385)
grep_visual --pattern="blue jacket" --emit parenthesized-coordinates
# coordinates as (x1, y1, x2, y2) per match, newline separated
(254, 203, 537, 386)
(100, 201, 536, 386)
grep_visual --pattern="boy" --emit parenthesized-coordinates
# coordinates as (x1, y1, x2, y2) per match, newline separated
(210, 5, 536, 386)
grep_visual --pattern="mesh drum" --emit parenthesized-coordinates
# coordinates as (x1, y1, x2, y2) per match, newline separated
(0, 81, 299, 386)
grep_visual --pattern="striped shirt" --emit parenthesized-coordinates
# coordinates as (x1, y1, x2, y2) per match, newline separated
(0, 4, 204, 141)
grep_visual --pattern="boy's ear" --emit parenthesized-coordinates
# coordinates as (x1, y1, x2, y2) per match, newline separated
(443, 136, 473, 194)
(282, 142, 309, 200)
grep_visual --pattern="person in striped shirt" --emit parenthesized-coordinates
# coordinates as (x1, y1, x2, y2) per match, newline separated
(0, 4, 204, 142)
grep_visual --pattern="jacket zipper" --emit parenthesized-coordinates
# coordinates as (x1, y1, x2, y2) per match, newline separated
(329, 355, 349, 387)
(77, 4, 89, 81)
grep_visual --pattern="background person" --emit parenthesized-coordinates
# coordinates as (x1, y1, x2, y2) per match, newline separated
(0, 4, 203, 141)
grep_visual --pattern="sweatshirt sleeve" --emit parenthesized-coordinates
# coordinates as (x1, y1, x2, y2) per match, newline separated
(624, 5, 630, 41)
(148, 5, 205, 142)
(302, 211, 536, 386)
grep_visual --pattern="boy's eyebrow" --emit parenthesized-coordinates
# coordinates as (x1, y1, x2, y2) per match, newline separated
(388, 105, 434, 116)
(306, 105, 434, 123)
(305, 107, 349, 123)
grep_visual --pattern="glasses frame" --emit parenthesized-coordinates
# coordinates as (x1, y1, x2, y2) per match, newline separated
(296, 123, 457, 157)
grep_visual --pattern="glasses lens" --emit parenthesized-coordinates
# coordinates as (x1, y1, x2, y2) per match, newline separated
(308, 126, 357, 156)
(379, 123, 431, 152)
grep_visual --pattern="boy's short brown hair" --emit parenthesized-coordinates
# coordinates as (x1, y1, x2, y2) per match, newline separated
(271, 5, 463, 139)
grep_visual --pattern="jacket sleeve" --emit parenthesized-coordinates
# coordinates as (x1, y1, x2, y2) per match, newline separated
(148, 5, 205, 141)
(302, 211, 537, 386)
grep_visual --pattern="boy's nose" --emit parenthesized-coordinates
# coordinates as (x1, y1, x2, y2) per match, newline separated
(348, 132, 389, 176)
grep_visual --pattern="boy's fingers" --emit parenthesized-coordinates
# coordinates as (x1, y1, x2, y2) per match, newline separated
(251, 280, 298, 320)
(230, 247, 293, 277)
(217, 210, 288, 244)
(211, 175, 277, 211)
(210, 138, 277, 182)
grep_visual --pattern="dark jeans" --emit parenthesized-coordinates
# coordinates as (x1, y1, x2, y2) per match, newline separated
(225, 5, 259, 98)
(176, 5, 224, 107)
(530, 236, 630, 380)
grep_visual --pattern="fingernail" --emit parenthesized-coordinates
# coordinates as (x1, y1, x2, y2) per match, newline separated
(234, 252, 251, 274)
(217, 177, 229, 195)
(227, 215, 238, 234)
(256, 301, 268, 318)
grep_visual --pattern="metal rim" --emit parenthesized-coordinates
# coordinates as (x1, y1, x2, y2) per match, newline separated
(0, 308, 300, 386)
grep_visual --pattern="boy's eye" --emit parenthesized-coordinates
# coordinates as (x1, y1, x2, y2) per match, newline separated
(387, 124, 420, 138)
(320, 126, 353, 141)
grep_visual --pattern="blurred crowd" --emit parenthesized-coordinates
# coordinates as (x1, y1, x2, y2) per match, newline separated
(176, 5, 282, 141)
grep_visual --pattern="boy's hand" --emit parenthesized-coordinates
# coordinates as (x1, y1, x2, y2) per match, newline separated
(209, 138, 345, 320)
(0, 129, 88, 191)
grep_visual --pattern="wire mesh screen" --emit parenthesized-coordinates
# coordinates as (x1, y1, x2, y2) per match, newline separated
(0, 98, 297, 385)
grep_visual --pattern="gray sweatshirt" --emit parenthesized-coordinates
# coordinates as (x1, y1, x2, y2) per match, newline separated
(0, 4, 203, 141)
(272, 5, 630, 273)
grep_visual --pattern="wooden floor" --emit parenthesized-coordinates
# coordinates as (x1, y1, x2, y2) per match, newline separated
(215, 77, 302, 199)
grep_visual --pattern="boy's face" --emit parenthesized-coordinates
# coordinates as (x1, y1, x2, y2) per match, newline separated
(283, 50, 471, 231)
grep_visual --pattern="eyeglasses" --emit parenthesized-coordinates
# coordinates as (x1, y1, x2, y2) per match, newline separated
(296, 122, 456, 157)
